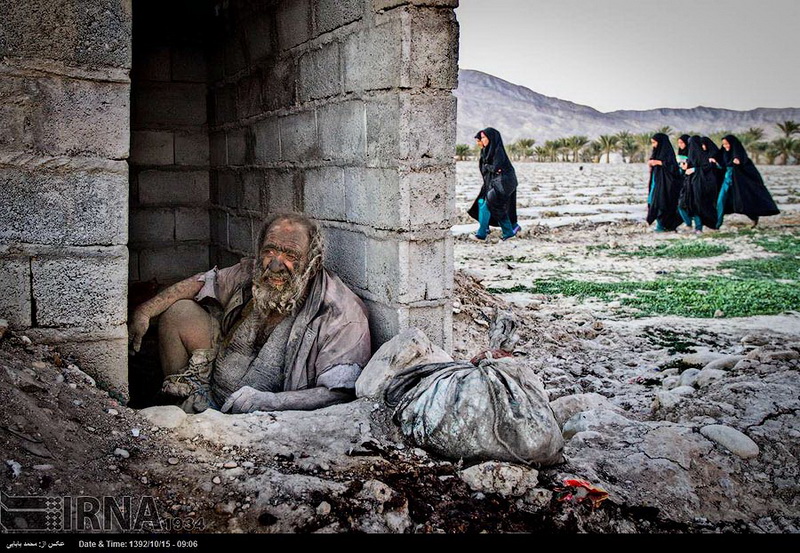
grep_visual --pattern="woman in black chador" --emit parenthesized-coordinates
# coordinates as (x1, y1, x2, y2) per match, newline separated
(682, 135, 720, 232)
(467, 128, 520, 241)
(676, 134, 696, 228)
(646, 133, 683, 231)
(716, 134, 779, 228)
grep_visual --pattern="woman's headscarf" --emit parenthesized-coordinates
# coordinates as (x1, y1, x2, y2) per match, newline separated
(650, 133, 677, 164)
(475, 127, 514, 173)
(701, 136, 722, 162)
(720, 134, 749, 166)
(687, 135, 707, 167)
(677, 134, 690, 157)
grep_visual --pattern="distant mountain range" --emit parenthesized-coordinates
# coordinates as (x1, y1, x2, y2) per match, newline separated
(455, 69, 800, 144)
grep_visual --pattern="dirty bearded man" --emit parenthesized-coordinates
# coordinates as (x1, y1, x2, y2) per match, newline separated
(129, 213, 371, 414)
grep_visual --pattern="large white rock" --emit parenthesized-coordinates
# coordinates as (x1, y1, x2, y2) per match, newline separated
(678, 368, 701, 388)
(549, 392, 618, 428)
(355, 328, 452, 399)
(695, 368, 726, 388)
(459, 461, 539, 497)
(137, 405, 187, 429)
(700, 425, 760, 459)
(702, 355, 744, 372)
(562, 409, 632, 440)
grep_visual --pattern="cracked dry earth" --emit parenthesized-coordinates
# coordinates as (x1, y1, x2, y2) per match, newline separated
(1, 264, 799, 534)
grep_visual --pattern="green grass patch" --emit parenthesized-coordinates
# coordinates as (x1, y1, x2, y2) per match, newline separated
(719, 256, 800, 280)
(618, 241, 730, 259)
(488, 277, 800, 318)
(754, 234, 800, 255)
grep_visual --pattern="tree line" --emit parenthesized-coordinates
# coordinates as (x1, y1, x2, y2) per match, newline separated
(456, 121, 800, 165)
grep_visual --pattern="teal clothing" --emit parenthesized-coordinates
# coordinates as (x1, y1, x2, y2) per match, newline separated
(476, 198, 514, 239)
(649, 168, 674, 232)
(678, 207, 702, 231)
(716, 167, 734, 228)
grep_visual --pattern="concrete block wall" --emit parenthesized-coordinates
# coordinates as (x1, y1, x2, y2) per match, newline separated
(0, 0, 132, 398)
(129, 2, 211, 285)
(208, 0, 459, 351)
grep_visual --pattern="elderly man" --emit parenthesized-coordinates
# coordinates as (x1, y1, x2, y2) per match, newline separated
(128, 213, 371, 414)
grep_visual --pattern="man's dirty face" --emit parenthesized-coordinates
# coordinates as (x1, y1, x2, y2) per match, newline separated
(259, 221, 310, 291)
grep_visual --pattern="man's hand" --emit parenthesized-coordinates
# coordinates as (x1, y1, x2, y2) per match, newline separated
(128, 308, 150, 353)
(221, 386, 278, 414)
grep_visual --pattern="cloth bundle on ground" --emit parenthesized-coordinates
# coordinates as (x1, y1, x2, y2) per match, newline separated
(384, 358, 564, 466)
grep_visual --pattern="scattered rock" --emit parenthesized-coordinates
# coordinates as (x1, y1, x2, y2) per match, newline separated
(241, 461, 254, 468)
(741, 334, 769, 346)
(356, 328, 452, 399)
(6, 460, 22, 478)
(167, 457, 179, 465)
(695, 368, 726, 388)
(20, 336, 32, 346)
(141, 477, 148, 484)
(0, 319, 8, 340)
(714, 309, 725, 318)
(678, 368, 701, 388)
(63, 365, 96, 387)
(113, 448, 130, 459)
(214, 501, 236, 515)
(662, 376, 680, 390)
(223, 461, 238, 469)
(138, 406, 187, 429)
(459, 461, 539, 497)
(681, 350, 726, 366)
(702, 356, 745, 372)
(654, 391, 683, 410)
(316, 501, 331, 516)
(107, 409, 119, 416)
(671, 385, 696, 397)
(700, 425, 760, 459)
(33, 464, 54, 471)
(357, 479, 394, 503)
(760, 350, 800, 362)
(549, 392, 618, 427)
(522, 487, 553, 509)
(562, 409, 632, 440)
(131, 428, 140, 437)
(31, 361, 47, 370)
(212, 476, 221, 485)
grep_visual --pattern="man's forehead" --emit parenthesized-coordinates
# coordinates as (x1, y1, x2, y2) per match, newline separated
(263, 220, 310, 250)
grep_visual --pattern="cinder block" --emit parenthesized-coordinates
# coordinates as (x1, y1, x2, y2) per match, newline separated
(244, 11, 274, 62)
(228, 216, 254, 253)
(0, 256, 32, 327)
(224, 36, 247, 77)
(344, 168, 401, 229)
(138, 170, 209, 206)
(213, 248, 243, 271)
(399, 92, 456, 162)
(303, 167, 346, 221)
(226, 128, 249, 166)
(217, 172, 242, 209)
(373, 0, 458, 10)
(131, 131, 174, 166)
(406, 8, 459, 90)
(4, 75, 130, 159)
(138, 245, 210, 283)
(0, 89, 27, 150)
(212, 85, 237, 126)
(129, 208, 175, 244)
(365, 237, 401, 302)
(280, 110, 318, 162)
(0, 166, 128, 246)
(402, 165, 455, 228)
(175, 132, 210, 166)
(1, 0, 132, 68)
(361, 298, 400, 350)
(171, 46, 207, 82)
(298, 43, 341, 102)
(314, 0, 364, 35)
(320, 227, 366, 290)
(175, 208, 210, 242)
(261, 56, 296, 112)
(63, 337, 129, 401)
(241, 172, 264, 212)
(263, 169, 298, 213)
(31, 252, 128, 329)
(404, 238, 450, 301)
(129, 250, 140, 282)
(210, 132, 227, 167)
(237, 74, 264, 120)
(134, 47, 171, 81)
(343, 20, 402, 92)
(318, 101, 365, 163)
(133, 82, 207, 127)
(365, 94, 400, 167)
(276, 0, 311, 50)
(253, 117, 282, 163)
(405, 303, 452, 352)
(209, 209, 228, 247)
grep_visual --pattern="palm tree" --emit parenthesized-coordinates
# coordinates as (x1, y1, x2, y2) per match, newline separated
(749, 141, 769, 164)
(764, 145, 781, 165)
(709, 130, 731, 145)
(543, 140, 561, 162)
(617, 131, 637, 163)
(584, 142, 603, 163)
(597, 134, 619, 163)
(566, 135, 589, 163)
(512, 138, 535, 160)
(534, 146, 550, 163)
(741, 127, 765, 147)
(633, 133, 653, 163)
(772, 137, 798, 165)
(455, 144, 471, 160)
(656, 125, 674, 136)
(777, 120, 800, 138)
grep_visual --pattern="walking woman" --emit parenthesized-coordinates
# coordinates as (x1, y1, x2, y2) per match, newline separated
(682, 135, 720, 232)
(716, 134, 779, 228)
(646, 133, 683, 231)
(677, 134, 694, 228)
(467, 128, 520, 241)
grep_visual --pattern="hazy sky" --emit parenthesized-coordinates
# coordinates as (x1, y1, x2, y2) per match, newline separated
(456, 0, 800, 112)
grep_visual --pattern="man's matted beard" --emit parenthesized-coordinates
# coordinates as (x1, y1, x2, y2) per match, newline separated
(251, 261, 316, 316)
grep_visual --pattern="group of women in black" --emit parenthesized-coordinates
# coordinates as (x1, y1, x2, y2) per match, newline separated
(647, 133, 780, 233)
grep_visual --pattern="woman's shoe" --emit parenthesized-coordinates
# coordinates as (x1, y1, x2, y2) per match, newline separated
(469, 234, 487, 242)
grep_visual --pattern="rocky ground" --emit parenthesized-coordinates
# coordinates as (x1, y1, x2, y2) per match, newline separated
(1, 163, 798, 534)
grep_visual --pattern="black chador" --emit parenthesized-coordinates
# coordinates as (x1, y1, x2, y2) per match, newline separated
(646, 133, 683, 231)
(719, 134, 779, 224)
(685, 135, 721, 229)
(467, 127, 518, 228)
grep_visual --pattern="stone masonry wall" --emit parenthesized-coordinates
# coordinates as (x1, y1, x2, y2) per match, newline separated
(0, 0, 132, 397)
(208, 0, 459, 350)
(129, 2, 211, 285)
